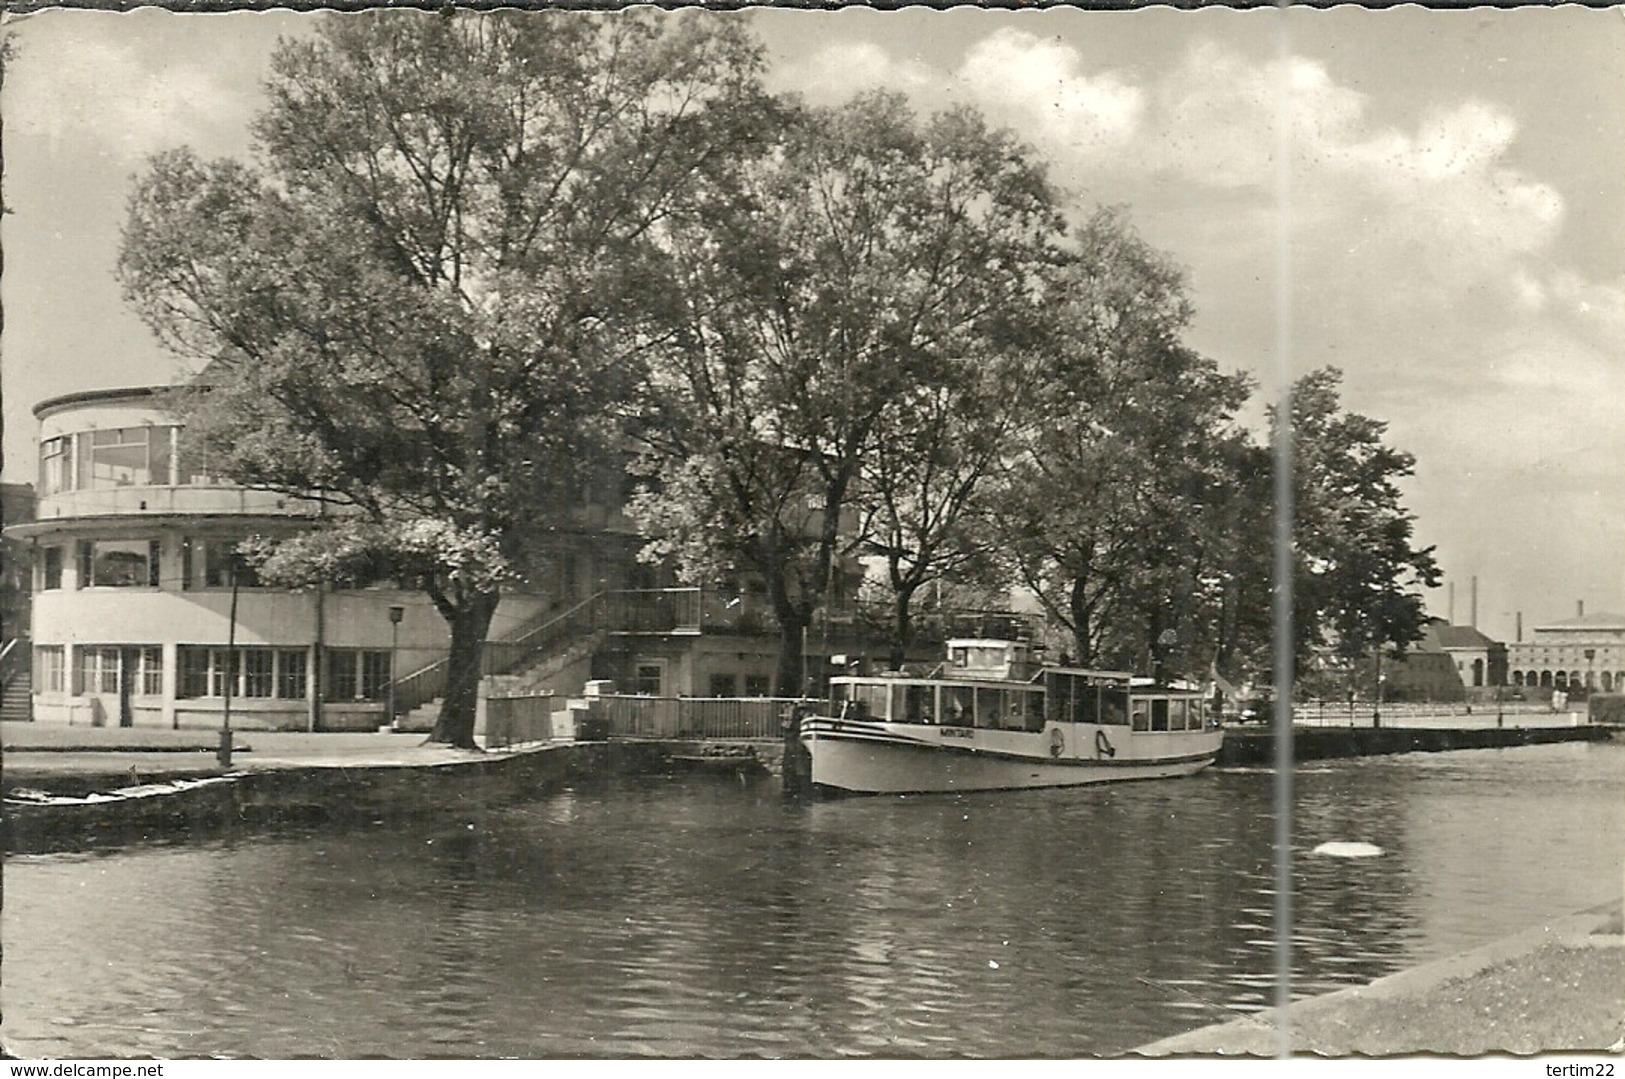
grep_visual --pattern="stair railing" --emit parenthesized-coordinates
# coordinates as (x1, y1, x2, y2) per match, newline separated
(391, 592, 611, 718)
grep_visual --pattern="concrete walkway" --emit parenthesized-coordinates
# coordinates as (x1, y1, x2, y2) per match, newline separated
(2, 722, 527, 791)
(1137, 901, 1625, 1056)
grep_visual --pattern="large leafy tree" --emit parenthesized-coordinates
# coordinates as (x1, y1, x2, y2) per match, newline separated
(991, 208, 1255, 679)
(1278, 367, 1442, 680)
(118, 10, 766, 746)
(630, 91, 1064, 695)
(855, 351, 1033, 669)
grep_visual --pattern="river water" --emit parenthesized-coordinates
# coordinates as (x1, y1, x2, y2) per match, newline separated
(5, 740, 1622, 1058)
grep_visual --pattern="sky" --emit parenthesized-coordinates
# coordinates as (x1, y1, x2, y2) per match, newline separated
(3, 5, 1622, 642)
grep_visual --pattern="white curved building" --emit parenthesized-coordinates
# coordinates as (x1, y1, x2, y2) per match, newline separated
(9, 385, 549, 731)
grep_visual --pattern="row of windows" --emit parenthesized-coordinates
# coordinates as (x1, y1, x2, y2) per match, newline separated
(830, 680, 1212, 733)
(39, 425, 223, 496)
(35, 537, 401, 592)
(1511, 670, 1624, 691)
(33, 645, 391, 702)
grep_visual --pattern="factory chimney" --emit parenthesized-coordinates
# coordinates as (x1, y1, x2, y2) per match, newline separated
(1578, 599, 1585, 619)
(1448, 582, 1456, 624)
(1470, 576, 1478, 629)
(1516, 611, 1523, 643)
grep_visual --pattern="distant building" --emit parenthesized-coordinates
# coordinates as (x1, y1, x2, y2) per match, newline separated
(1378, 620, 1467, 702)
(1426, 622, 1507, 690)
(1508, 611, 1625, 694)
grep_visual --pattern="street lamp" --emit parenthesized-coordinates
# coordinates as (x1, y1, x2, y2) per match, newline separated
(218, 552, 242, 768)
(1373, 647, 1384, 729)
(388, 605, 405, 731)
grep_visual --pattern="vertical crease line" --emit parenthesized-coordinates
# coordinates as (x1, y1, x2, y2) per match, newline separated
(1272, 0, 1297, 1060)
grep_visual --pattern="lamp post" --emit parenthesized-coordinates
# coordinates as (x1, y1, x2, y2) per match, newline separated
(388, 604, 405, 731)
(1372, 647, 1384, 730)
(218, 553, 241, 768)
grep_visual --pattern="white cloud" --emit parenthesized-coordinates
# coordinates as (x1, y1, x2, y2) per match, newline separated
(954, 30, 1144, 154)
(773, 42, 937, 106)
(5, 36, 250, 161)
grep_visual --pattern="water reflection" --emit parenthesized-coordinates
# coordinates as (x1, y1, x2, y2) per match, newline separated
(5, 742, 1621, 1057)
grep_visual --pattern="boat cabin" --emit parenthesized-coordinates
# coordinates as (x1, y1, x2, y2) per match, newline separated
(829, 638, 1213, 734)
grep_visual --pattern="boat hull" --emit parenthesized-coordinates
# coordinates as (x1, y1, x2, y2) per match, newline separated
(799, 718, 1221, 795)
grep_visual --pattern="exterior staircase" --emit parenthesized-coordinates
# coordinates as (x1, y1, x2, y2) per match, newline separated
(1, 672, 32, 722)
(392, 594, 610, 733)
(1, 638, 31, 723)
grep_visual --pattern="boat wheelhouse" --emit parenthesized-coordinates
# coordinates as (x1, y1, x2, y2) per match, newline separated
(799, 637, 1222, 795)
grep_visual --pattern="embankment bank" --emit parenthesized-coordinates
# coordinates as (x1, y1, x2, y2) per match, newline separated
(1136, 899, 1625, 1056)
(1219, 722, 1615, 766)
(2, 735, 783, 853)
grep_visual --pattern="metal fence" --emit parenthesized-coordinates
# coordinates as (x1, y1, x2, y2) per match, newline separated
(592, 695, 822, 741)
(1290, 700, 1583, 729)
(484, 691, 558, 748)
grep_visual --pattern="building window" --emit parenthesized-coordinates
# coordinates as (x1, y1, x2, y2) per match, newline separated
(243, 649, 275, 698)
(179, 647, 210, 699)
(361, 651, 391, 699)
(139, 647, 163, 696)
(325, 650, 390, 701)
(709, 673, 737, 698)
(40, 546, 63, 590)
(183, 538, 263, 589)
(176, 646, 309, 700)
(633, 662, 663, 696)
(75, 647, 121, 695)
(75, 426, 172, 489)
(33, 646, 64, 693)
(38, 436, 71, 495)
(743, 675, 771, 698)
(278, 649, 308, 701)
(81, 539, 160, 588)
(328, 651, 357, 701)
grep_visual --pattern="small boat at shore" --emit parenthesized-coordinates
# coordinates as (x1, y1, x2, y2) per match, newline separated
(798, 637, 1223, 795)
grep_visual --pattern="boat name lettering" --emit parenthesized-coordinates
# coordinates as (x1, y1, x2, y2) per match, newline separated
(941, 728, 975, 740)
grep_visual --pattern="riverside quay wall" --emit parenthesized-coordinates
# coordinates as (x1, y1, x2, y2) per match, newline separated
(1218, 722, 1616, 766)
(3, 739, 780, 853)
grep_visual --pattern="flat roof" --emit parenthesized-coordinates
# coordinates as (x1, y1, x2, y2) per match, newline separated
(32, 386, 172, 420)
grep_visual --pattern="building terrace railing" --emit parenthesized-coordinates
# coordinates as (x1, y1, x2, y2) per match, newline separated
(590, 695, 823, 741)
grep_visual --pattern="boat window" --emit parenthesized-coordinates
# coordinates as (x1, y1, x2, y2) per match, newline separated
(1151, 699, 1170, 731)
(1044, 673, 1070, 724)
(850, 683, 890, 720)
(1131, 705, 1150, 732)
(950, 647, 969, 669)
(1023, 689, 1045, 731)
(942, 685, 973, 726)
(975, 686, 1002, 729)
(899, 684, 934, 724)
(971, 646, 1007, 668)
(834, 682, 888, 720)
(1072, 680, 1100, 724)
(1101, 689, 1129, 726)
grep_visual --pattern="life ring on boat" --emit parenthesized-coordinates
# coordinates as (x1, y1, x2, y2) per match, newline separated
(1095, 730, 1117, 759)
(1049, 728, 1065, 759)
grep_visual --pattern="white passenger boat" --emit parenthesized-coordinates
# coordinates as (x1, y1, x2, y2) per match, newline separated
(799, 637, 1223, 795)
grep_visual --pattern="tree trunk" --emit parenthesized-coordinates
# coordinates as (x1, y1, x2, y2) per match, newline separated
(775, 617, 808, 700)
(1069, 576, 1092, 666)
(429, 590, 500, 749)
(889, 584, 919, 672)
